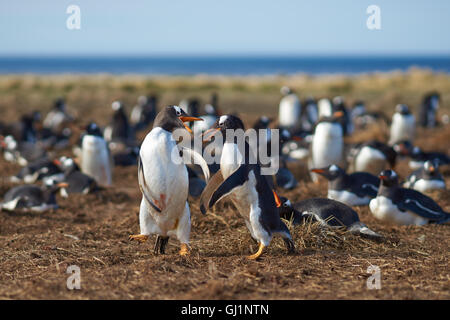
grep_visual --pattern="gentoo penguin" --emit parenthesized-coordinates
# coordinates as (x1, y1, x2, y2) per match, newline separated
(388, 104, 415, 145)
(11, 157, 63, 184)
(310, 111, 344, 182)
(278, 197, 382, 240)
(310, 164, 379, 206)
(395, 141, 450, 170)
(349, 140, 397, 175)
(419, 92, 440, 128)
(200, 115, 295, 259)
(332, 96, 353, 135)
(179, 98, 200, 123)
(43, 97, 73, 132)
(81, 122, 112, 186)
(351, 101, 388, 130)
(130, 95, 158, 131)
(317, 98, 333, 119)
(104, 101, 134, 144)
(58, 157, 97, 197)
(192, 103, 220, 135)
(1, 135, 47, 166)
(278, 86, 301, 130)
(1, 179, 67, 212)
(300, 97, 318, 132)
(369, 170, 450, 225)
(404, 160, 445, 193)
(129, 105, 209, 256)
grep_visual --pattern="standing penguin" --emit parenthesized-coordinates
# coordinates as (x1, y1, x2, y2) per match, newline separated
(130, 95, 158, 131)
(278, 86, 301, 130)
(200, 115, 295, 259)
(369, 170, 450, 225)
(419, 92, 440, 128)
(129, 106, 208, 256)
(81, 122, 112, 186)
(389, 104, 415, 146)
(104, 101, 134, 145)
(310, 111, 344, 182)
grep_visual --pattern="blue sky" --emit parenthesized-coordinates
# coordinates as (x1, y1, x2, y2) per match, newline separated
(0, 0, 449, 56)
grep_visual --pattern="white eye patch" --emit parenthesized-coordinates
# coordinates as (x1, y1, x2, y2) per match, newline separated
(329, 164, 339, 172)
(391, 170, 397, 178)
(173, 105, 182, 115)
(112, 101, 121, 111)
(219, 115, 228, 125)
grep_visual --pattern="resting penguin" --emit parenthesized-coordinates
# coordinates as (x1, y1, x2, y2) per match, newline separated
(369, 170, 450, 225)
(311, 164, 379, 206)
(278, 197, 382, 239)
(129, 105, 209, 256)
(81, 122, 113, 186)
(403, 160, 445, 193)
(1, 179, 68, 212)
(58, 157, 98, 197)
(349, 140, 397, 175)
(395, 141, 450, 170)
(388, 104, 415, 146)
(310, 111, 344, 182)
(200, 114, 295, 260)
(11, 157, 63, 184)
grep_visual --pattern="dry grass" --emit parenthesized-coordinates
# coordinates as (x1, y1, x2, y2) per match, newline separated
(0, 72, 449, 300)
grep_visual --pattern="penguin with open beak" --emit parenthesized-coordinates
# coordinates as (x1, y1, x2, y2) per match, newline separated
(129, 105, 209, 256)
(369, 170, 450, 225)
(200, 115, 295, 260)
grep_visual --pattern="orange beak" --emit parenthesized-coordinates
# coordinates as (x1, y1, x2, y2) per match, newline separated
(202, 128, 221, 142)
(379, 175, 387, 180)
(311, 168, 325, 174)
(292, 136, 303, 141)
(273, 190, 282, 208)
(53, 159, 62, 166)
(178, 116, 203, 134)
(333, 111, 344, 117)
(429, 166, 435, 173)
(57, 182, 69, 188)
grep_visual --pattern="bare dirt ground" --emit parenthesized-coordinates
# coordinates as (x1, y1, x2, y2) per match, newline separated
(0, 74, 449, 300)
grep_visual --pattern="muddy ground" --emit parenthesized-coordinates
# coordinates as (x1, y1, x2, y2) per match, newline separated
(0, 81, 449, 300)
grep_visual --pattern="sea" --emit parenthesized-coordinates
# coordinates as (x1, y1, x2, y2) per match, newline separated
(0, 56, 449, 75)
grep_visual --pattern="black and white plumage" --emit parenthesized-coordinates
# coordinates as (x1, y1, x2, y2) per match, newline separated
(369, 170, 450, 225)
(81, 122, 112, 186)
(113, 147, 140, 166)
(129, 105, 209, 256)
(400, 142, 450, 170)
(200, 115, 295, 259)
(1, 135, 47, 166)
(11, 157, 63, 184)
(1, 179, 67, 212)
(187, 166, 207, 198)
(332, 96, 353, 135)
(130, 95, 158, 131)
(58, 157, 97, 197)
(278, 197, 382, 240)
(348, 140, 397, 175)
(388, 104, 415, 145)
(278, 87, 301, 130)
(104, 101, 134, 144)
(403, 160, 445, 193)
(43, 97, 73, 132)
(419, 92, 440, 128)
(311, 164, 379, 206)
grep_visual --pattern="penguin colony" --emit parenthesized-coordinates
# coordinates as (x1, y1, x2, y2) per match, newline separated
(1, 90, 449, 261)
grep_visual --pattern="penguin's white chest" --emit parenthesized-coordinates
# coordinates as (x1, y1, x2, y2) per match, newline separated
(221, 142, 245, 179)
(312, 123, 343, 167)
(81, 135, 112, 186)
(355, 146, 387, 175)
(328, 189, 370, 206)
(412, 179, 445, 193)
(389, 114, 415, 144)
(369, 196, 428, 225)
(279, 95, 300, 127)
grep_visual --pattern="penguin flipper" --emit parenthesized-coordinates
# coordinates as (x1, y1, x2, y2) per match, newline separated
(180, 146, 210, 182)
(360, 183, 378, 198)
(208, 165, 249, 210)
(199, 169, 224, 215)
(398, 189, 447, 221)
(137, 155, 161, 213)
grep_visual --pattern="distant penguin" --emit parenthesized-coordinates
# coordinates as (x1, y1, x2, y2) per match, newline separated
(278, 197, 382, 239)
(404, 160, 445, 193)
(369, 170, 450, 225)
(310, 164, 379, 206)
(11, 157, 63, 184)
(350, 140, 397, 175)
(113, 147, 140, 166)
(130, 95, 158, 131)
(278, 86, 301, 130)
(419, 92, 440, 128)
(310, 111, 344, 182)
(201, 115, 295, 259)
(1, 135, 47, 166)
(58, 157, 97, 197)
(1, 179, 67, 212)
(43, 97, 73, 132)
(332, 96, 353, 135)
(300, 97, 318, 132)
(81, 122, 112, 186)
(389, 104, 415, 145)
(104, 101, 134, 144)
(192, 103, 220, 135)
(187, 166, 207, 198)
(129, 105, 209, 256)
(318, 98, 333, 119)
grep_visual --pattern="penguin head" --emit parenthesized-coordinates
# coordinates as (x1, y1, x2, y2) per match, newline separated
(252, 116, 273, 130)
(43, 178, 69, 192)
(137, 95, 148, 106)
(85, 122, 103, 137)
(153, 105, 203, 134)
(424, 159, 439, 174)
(310, 164, 344, 180)
(395, 104, 411, 115)
(393, 140, 414, 156)
(379, 170, 399, 187)
(280, 86, 292, 96)
(278, 196, 295, 219)
(54, 97, 66, 111)
(112, 101, 124, 111)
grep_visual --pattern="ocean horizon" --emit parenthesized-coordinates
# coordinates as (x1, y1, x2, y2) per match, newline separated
(0, 55, 450, 75)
